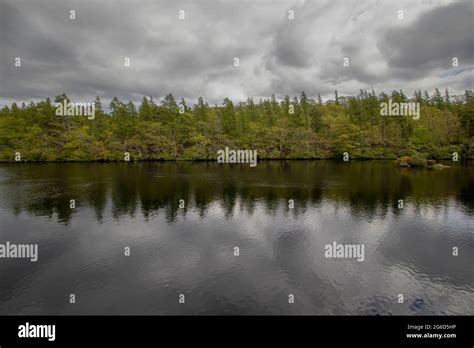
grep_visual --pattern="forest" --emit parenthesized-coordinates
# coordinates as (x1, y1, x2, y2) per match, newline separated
(0, 88, 473, 162)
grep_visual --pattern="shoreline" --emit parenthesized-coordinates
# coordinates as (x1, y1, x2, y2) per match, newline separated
(0, 157, 471, 164)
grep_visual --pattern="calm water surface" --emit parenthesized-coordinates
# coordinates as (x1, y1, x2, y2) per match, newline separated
(0, 161, 473, 315)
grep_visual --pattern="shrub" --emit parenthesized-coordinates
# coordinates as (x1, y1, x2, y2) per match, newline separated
(407, 153, 427, 167)
(396, 156, 411, 167)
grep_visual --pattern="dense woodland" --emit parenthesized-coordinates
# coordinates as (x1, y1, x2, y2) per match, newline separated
(0, 88, 473, 162)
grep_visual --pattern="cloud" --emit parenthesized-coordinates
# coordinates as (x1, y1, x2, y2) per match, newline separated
(378, 1, 474, 79)
(0, 0, 472, 107)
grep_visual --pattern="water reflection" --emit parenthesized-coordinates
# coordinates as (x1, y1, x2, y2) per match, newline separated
(0, 161, 472, 315)
(2, 161, 473, 223)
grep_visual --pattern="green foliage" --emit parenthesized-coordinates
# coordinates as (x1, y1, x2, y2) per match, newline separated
(396, 156, 411, 167)
(0, 89, 472, 162)
(407, 152, 428, 167)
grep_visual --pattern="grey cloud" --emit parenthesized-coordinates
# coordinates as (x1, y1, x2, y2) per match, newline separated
(378, 1, 474, 78)
(0, 0, 472, 107)
(318, 42, 383, 85)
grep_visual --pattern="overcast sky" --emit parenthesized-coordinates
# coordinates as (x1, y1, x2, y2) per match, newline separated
(0, 0, 472, 107)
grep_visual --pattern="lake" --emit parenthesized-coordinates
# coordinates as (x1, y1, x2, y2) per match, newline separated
(0, 161, 473, 315)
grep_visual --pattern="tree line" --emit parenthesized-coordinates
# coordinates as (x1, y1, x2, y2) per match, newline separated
(0, 88, 473, 162)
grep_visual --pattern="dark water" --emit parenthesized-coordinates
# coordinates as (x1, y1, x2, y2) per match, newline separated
(0, 161, 473, 315)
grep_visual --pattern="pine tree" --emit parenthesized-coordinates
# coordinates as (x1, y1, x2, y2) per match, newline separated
(94, 96, 103, 114)
(433, 88, 443, 108)
(444, 88, 451, 108)
(423, 90, 431, 105)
